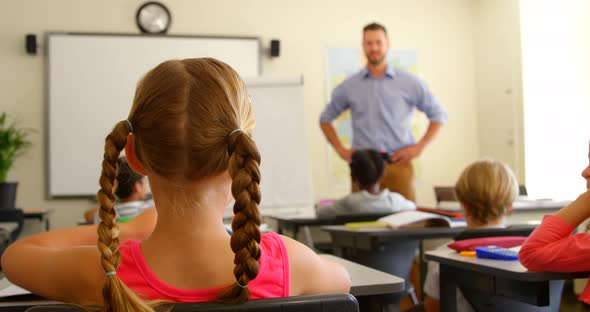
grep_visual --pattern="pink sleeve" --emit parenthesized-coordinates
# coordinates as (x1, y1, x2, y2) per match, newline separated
(519, 215, 590, 271)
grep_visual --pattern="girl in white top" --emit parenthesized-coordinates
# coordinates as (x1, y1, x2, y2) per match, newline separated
(316, 149, 415, 217)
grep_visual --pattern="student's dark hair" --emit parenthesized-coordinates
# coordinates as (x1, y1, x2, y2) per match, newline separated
(96, 58, 261, 311)
(363, 22, 387, 35)
(114, 156, 144, 200)
(350, 149, 385, 189)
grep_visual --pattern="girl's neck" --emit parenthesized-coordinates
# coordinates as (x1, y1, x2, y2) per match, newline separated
(145, 172, 233, 243)
(138, 173, 237, 290)
(362, 184, 382, 195)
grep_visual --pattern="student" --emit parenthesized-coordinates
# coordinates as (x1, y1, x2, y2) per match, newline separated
(519, 142, 590, 304)
(1, 58, 350, 310)
(424, 159, 518, 312)
(83, 156, 154, 224)
(316, 149, 415, 217)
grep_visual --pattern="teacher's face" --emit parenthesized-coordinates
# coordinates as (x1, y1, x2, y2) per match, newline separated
(363, 29, 389, 66)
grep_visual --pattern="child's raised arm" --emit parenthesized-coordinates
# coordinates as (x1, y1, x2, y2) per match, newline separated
(520, 191, 590, 271)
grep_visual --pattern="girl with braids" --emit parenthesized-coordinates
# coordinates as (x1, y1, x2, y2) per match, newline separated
(519, 142, 590, 305)
(316, 149, 415, 217)
(423, 158, 518, 312)
(1, 58, 350, 310)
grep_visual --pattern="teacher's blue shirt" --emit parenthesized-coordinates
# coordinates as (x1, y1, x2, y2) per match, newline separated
(320, 65, 447, 153)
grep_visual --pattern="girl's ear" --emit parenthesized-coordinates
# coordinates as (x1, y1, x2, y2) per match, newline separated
(125, 134, 146, 175)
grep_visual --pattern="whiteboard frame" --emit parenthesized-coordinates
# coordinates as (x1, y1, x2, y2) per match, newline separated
(44, 32, 261, 199)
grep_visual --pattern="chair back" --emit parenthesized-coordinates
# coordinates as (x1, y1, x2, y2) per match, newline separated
(25, 294, 359, 312)
(433, 186, 457, 203)
(0, 208, 24, 242)
(519, 185, 528, 196)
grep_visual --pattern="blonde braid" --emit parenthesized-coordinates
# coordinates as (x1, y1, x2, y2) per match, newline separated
(217, 131, 262, 304)
(96, 120, 154, 312)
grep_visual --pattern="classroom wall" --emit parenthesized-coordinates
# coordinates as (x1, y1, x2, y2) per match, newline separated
(472, 0, 525, 182)
(2, 0, 480, 229)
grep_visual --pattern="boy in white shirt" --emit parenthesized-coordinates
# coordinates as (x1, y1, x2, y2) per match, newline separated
(84, 156, 154, 223)
(423, 159, 517, 312)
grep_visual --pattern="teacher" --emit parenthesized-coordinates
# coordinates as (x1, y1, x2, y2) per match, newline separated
(320, 22, 448, 202)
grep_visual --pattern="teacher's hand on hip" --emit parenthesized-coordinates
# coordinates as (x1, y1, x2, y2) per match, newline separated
(336, 147, 353, 163)
(391, 143, 424, 163)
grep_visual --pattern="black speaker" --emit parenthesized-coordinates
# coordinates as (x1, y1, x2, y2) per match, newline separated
(25, 34, 37, 55)
(270, 39, 280, 57)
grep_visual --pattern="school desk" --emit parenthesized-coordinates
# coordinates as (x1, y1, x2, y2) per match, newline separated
(263, 209, 391, 247)
(322, 224, 537, 300)
(439, 198, 569, 224)
(22, 208, 54, 231)
(426, 247, 589, 311)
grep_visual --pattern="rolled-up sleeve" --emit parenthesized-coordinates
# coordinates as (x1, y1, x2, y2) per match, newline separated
(320, 84, 350, 123)
(414, 78, 448, 124)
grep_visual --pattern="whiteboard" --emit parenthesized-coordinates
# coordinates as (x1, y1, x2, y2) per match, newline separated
(247, 77, 313, 208)
(47, 34, 312, 208)
(47, 33, 260, 197)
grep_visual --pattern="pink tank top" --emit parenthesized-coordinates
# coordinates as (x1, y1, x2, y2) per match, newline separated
(116, 232, 290, 302)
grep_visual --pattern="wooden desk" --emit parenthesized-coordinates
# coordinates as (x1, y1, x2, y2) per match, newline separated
(426, 247, 589, 311)
(23, 209, 54, 231)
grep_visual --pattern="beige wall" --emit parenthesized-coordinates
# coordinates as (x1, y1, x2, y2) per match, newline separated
(2, 0, 480, 229)
(473, 0, 525, 182)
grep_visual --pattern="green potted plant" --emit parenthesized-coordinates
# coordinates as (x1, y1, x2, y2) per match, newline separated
(0, 113, 32, 210)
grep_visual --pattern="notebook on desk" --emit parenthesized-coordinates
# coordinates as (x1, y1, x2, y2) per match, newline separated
(345, 210, 466, 230)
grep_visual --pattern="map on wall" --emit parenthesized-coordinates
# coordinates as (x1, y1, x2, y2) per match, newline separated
(325, 48, 423, 188)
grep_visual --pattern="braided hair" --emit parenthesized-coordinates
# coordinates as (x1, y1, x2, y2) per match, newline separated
(95, 58, 261, 310)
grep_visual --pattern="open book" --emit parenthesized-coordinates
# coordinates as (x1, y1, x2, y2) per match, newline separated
(345, 210, 466, 230)
(0, 277, 31, 297)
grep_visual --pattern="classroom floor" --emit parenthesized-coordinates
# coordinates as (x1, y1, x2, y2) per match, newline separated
(560, 281, 589, 311)
(398, 280, 589, 311)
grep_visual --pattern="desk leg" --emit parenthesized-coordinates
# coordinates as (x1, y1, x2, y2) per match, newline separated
(302, 226, 314, 248)
(277, 221, 285, 235)
(419, 240, 425, 301)
(439, 263, 457, 312)
(332, 245, 344, 258)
